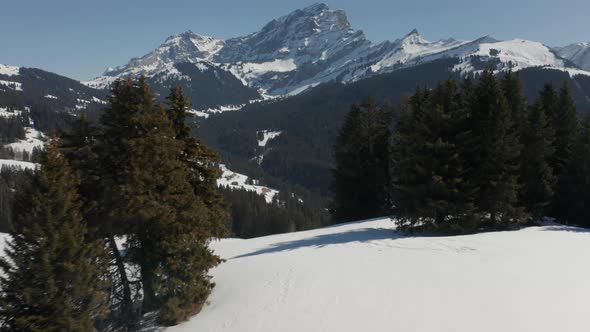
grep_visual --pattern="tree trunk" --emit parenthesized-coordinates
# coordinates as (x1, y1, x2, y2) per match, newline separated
(109, 236, 136, 331)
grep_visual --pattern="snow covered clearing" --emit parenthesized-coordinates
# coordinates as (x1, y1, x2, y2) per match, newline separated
(0, 79, 23, 91)
(44, 94, 58, 100)
(257, 130, 282, 147)
(217, 164, 279, 203)
(165, 218, 590, 332)
(6, 127, 45, 156)
(0, 64, 20, 76)
(189, 104, 245, 118)
(0, 159, 36, 171)
(0, 107, 23, 118)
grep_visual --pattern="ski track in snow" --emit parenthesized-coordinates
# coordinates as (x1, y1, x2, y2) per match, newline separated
(163, 218, 590, 332)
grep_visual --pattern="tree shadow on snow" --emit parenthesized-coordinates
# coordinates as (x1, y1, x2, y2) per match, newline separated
(537, 225, 590, 233)
(233, 227, 403, 259)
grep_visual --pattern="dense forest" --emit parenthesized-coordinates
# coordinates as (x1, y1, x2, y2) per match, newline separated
(332, 70, 590, 233)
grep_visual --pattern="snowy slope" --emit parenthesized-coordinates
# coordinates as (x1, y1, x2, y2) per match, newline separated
(217, 164, 279, 203)
(6, 127, 45, 157)
(555, 42, 590, 71)
(166, 218, 590, 332)
(0, 159, 36, 170)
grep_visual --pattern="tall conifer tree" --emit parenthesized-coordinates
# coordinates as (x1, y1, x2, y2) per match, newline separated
(165, 86, 229, 238)
(519, 101, 556, 219)
(332, 98, 392, 222)
(549, 82, 579, 221)
(0, 140, 109, 331)
(467, 69, 523, 226)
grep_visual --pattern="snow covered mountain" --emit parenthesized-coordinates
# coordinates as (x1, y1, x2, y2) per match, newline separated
(0, 64, 107, 114)
(85, 3, 590, 99)
(555, 42, 590, 71)
(158, 217, 590, 332)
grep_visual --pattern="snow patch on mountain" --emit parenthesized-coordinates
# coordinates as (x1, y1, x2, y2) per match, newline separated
(257, 130, 282, 147)
(555, 42, 590, 71)
(0, 80, 23, 91)
(217, 164, 279, 203)
(0, 107, 23, 118)
(6, 127, 45, 158)
(0, 159, 36, 171)
(0, 64, 20, 76)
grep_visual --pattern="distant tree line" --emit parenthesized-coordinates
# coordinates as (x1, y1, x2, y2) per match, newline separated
(332, 70, 590, 233)
(221, 187, 331, 239)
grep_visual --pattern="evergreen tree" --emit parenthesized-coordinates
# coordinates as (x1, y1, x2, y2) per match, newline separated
(501, 71, 527, 129)
(467, 69, 524, 227)
(565, 112, 590, 227)
(539, 83, 558, 124)
(519, 101, 556, 219)
(0, 140, 109, 331)
(390, 82, 477, 233)
(99, 79, 221, 325)
(332, 98, 392, 222)
(551, 82, 579, 220)
(165, 86, 229, 238)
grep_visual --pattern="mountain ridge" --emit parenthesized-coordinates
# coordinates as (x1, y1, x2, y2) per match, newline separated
(84, 3, 590, 99)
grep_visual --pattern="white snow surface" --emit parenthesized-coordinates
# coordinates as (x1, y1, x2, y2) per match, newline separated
(6, 127, 45, 156)
(556, 42, 590, 71)
(0, 107, 22, 118)
(217, 164, 278, 203)
(0, 64, 20, 76)
(257, 130, 282, 147)
(0, 80, 22, 91)
(165, 218, 590, 332)
(0, 159, 36, 171)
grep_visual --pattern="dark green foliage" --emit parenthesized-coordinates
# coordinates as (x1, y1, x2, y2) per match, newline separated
(562, 113, 590, 226)
(519, 101, 556, 219)
(550, 82, 580, 220)
(390, 81, 477, 233)
(389, 72, 534, 233)
(166, 86, 230, 238)
(98, 79, 221, 325)
(501, 71, 526, 137)
(0, 140, 109, 331)
(331, 98, 392, 222)
(221, 187, 331, 238)
(0, 168, 34, 232)
(467, 69, 524, 226)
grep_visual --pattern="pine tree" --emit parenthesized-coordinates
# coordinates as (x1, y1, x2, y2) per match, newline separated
(565, 112, 590, 227)
(99, 79, 221, 325)
(467, 69, 524, 227)
(539, 84, 558, 124)
(501, 71, 527, 131)
(390, 82, 477, 233)
(332, 98, 392, 222)
(0, 140, 109, 331)
(519, 101, 556, 219)
(551, 82, 579, 220)
(165, 86, 229, 238)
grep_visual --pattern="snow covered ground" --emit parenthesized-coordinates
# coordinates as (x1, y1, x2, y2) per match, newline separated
(5, 127, 45, 158)
(165, 218, 590, 332)
(0, 159, 36, 171)
(217, 164, 279, 203)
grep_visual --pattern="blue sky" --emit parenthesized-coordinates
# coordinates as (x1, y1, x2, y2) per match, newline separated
(1, 0, 588, 80)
